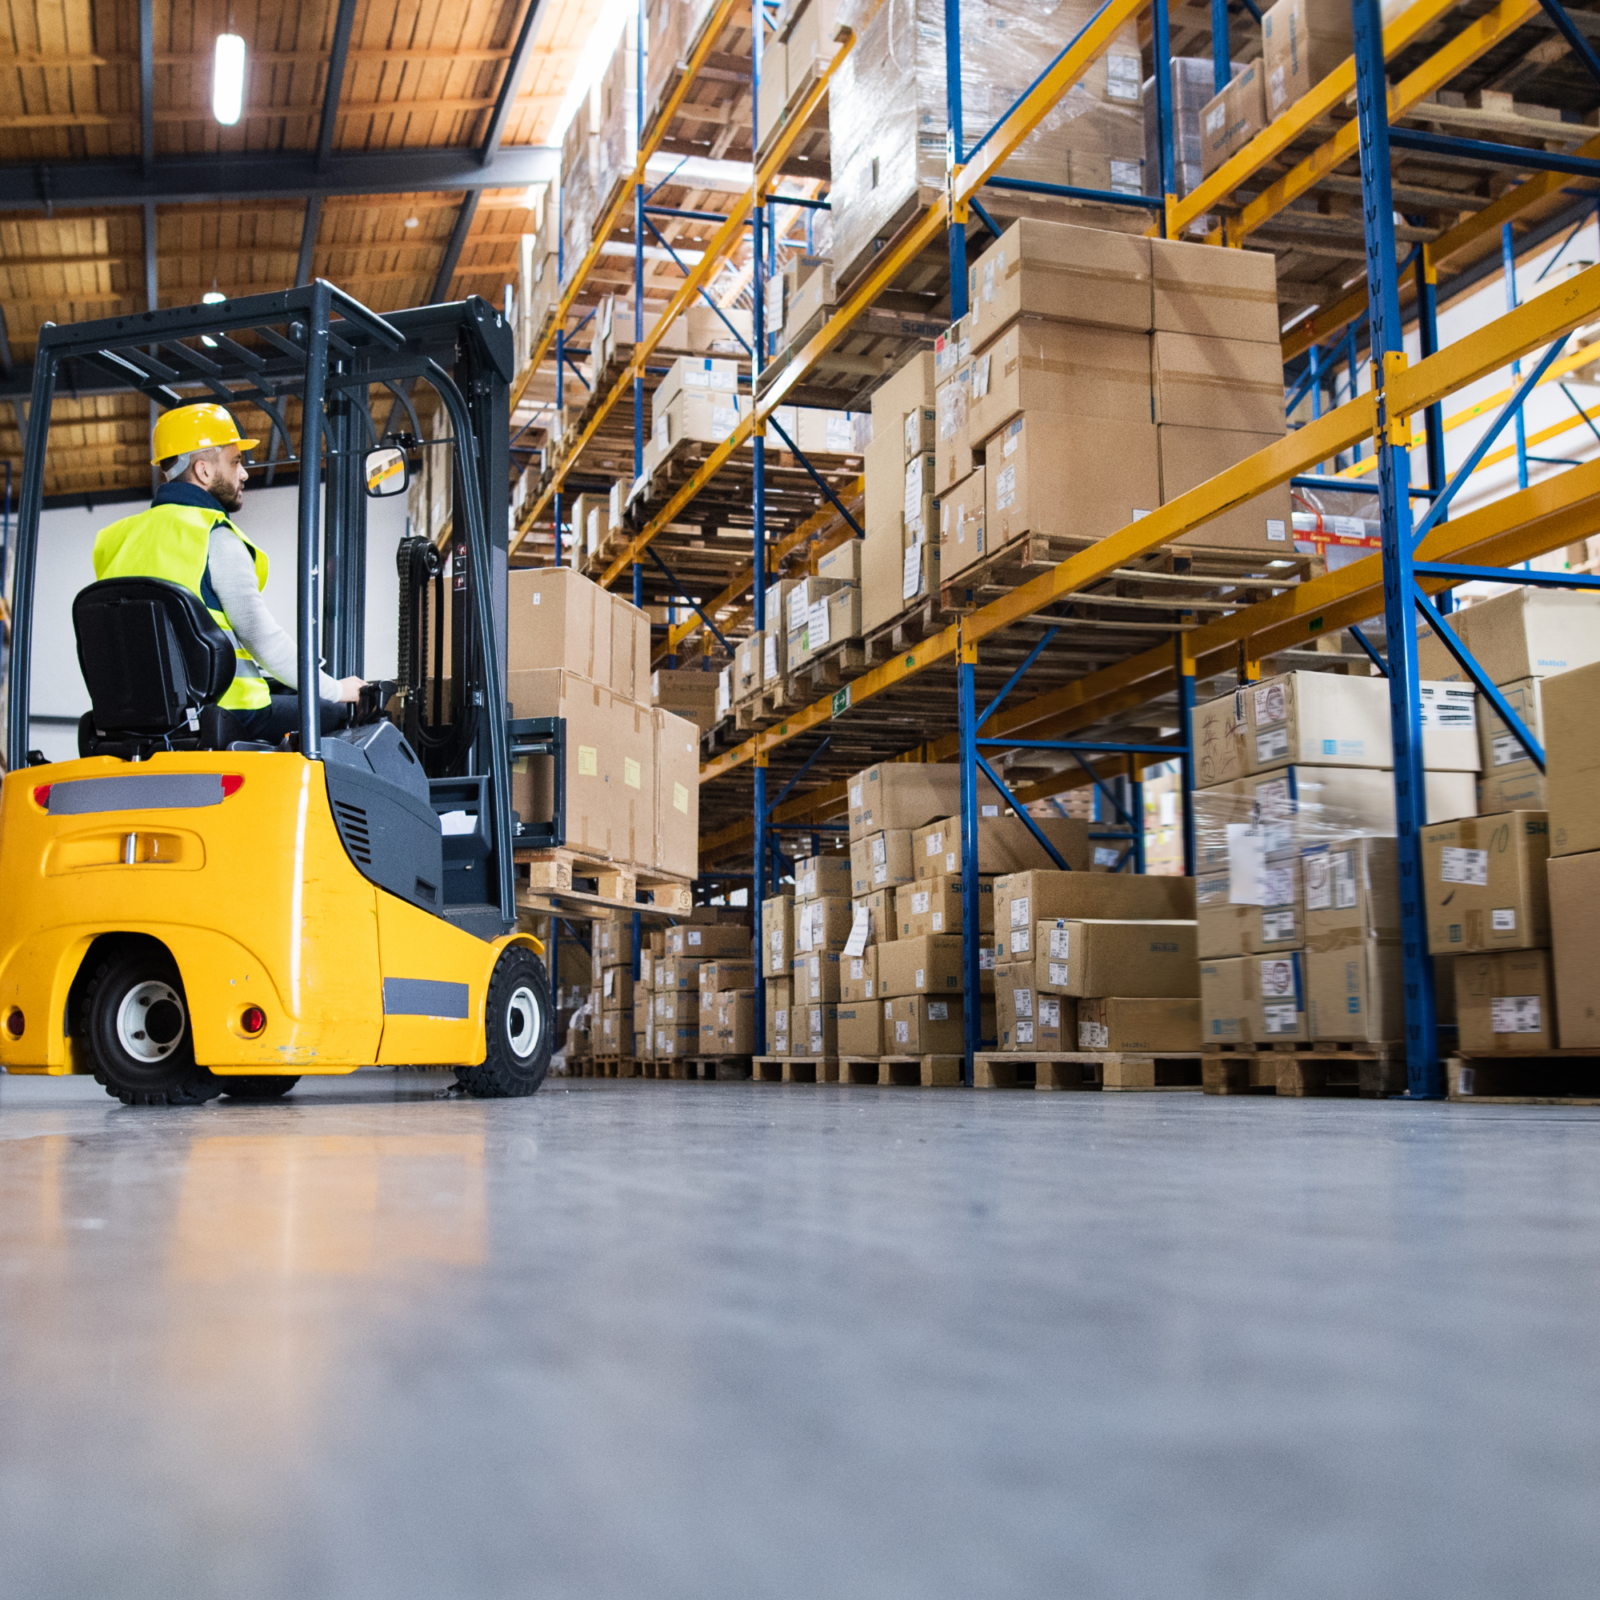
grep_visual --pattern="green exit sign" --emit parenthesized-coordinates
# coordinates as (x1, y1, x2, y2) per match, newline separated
(831, 685, 851, 718)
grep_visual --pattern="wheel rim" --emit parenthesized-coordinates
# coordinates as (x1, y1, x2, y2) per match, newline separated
(505, 984, 543, 1061)
(116, 980, 186, 1064)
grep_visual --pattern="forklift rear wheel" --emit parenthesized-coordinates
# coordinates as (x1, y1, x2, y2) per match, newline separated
(456, 947, 551, 1098)
(220, 1077, 302, 1100)
(80, 945, 222, 1107)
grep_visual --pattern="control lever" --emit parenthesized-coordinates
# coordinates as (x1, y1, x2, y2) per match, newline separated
(357, 679, 401, 726)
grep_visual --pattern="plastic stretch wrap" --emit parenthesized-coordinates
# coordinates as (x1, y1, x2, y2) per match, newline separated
(560, 104, 597, 286)
(828, 0, 1145, 280)
(596, 17, 640, 213)
(645, 0, 721, 128)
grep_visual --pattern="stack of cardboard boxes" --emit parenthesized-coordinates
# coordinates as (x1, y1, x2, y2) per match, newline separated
(755, 0, 838, 155)
(1412, 589, 1600, 1057)
(919, 217, 1291, 621)
(507, 567, 700, 880)
(594, 918, 635, 1057)
(643, 0, 722, 130)
(624, 914, 755, 1064)
(992, 872, 1200, 1052)
(1196, 669, 1480, 1045)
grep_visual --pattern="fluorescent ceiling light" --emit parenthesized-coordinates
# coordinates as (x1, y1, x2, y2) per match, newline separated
(202, 291, 225, 304)
(213, 34, 246, 126)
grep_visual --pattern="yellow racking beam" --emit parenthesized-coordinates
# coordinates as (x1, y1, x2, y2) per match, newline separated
(1224, 0, 1540, 249)
(1159, 0, 1464, 243)
(697, 256, 1600, 782)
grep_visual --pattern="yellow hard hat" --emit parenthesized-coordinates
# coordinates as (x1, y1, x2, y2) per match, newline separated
(150, 402, 259, 464)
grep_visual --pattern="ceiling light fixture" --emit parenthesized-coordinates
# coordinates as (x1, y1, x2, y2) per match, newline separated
(213, 34, 246, 125)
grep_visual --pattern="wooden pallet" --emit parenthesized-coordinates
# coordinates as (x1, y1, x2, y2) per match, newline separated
(858, 594, 957, 667)
(840, 1054, 963, 1087)
(1202, 1042, 1405, 1098)
(681, 1054, 754, 1080)
(734, 676, 804, 731)
(973, 1052, 1205, 1091)
(571, 1053, 637, 1079)
(1447, 1053, 1600, 1104)
(789, 632, 868, 692)
(752, 1054, 840, 1083)
(516, 848, 694, 919)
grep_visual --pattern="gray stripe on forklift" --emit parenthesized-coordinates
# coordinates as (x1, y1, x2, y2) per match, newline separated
(382, 978, 470, 1019)
(48, 774, 226, 815)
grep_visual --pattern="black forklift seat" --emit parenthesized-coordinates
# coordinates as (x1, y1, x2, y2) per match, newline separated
(72, 577, 262, 758)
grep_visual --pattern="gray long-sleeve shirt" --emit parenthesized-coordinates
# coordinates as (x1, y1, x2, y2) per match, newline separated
(207, 527, 341, 701)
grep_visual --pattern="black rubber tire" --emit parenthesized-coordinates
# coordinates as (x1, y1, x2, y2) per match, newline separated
(219, 1076, 301, 1100)
(79, 944, 222, 1107)
(455, 947, 552, 1099)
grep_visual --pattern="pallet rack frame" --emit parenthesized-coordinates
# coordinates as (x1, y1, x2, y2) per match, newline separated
(515, 0, 1600, 1091)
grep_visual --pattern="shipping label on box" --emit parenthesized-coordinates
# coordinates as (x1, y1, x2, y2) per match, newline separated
(1033, 919, 1200, 998)
(1456, 949, 1557, 1053)
(876, 934, 964, 997)
(994, 870, 1196, 956)
(1421, 812, 1550, 953)
(1076, 996, 1201, 1052)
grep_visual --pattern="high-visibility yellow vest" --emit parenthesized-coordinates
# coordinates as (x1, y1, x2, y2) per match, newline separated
(93, 503, 272, 711)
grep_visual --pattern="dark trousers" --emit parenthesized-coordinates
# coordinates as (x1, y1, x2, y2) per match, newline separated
(231, 694, 351, 743)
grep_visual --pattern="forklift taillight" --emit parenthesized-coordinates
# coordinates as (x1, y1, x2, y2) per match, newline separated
(221, 775, 245, 798)
(4, 1009, 22, 1039)
(240, 1006, 266, 1035)
(31, 785, 50, 809)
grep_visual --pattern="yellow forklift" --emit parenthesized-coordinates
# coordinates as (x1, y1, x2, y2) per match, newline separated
(0, 283, 552, 1104)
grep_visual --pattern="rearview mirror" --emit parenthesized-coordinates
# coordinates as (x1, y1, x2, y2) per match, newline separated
(364, 446, 409, 498)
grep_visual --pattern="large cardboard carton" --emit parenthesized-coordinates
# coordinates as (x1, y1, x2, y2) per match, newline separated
(848, 763, 964, 841)
(651, 666, 720, 732)
(652, 990, 699, 1023)
(761, 894, 794, 976)
(1196, 853, 1305, 957)
(768, 999, 791, 1056)
(711, 990, 757, 1055)
(652, 707, 699, 878)
(1303, 834, 1400, 948)
(1150, 237, 1280, 345)
(862, 829, 915, 888)
(994, 965, 1072, 1050)
(655, 956, 701, 992)
(965, 218, 1153, 343)
(934, 365, 973, 495)
(1305, 943, 1403, 1043)
(1456, 949, 1557, 1053)
(599, 966, 634, 1009)
(792, 1002, 839, 1057)
(937, 467, 987, 581)
(610, 594, 652, 703)
(876, 934, 964, 997)
(1262, 0, 1353, 118)
(837, 1000, 885, 1057)
(508, 566, 614, 680)
(1199, 58, 1267, 176)
(1030, 919, 1200, 998)
(653, 355, 741, 416)
(792, 948, 843, 1001)
(840, 945, 879, 1003)
(1476, 675, 1545, 814)
(994, 870, 1197, 959)
(1458, 589, 1600, 685)
(968, 320, 1151, 442)
(796, 896, 852, 953)
(861, 515, 906, 634)
(1158, 425, 1292, 552)
(508, 668, 629, 860)
(698, 959, 755, 995)
(1548, 851, 1600, 1047)
(794, 854, 852, 901)
(1543, 660, 1600, 856)
(597, 1009, 633, 1052)
(870, 350, 938, 435)
(913, 813, 1092, 878)
(609, 695, 654, 867)
(1152, 331, 1285, 433)
(666, 923, 750, 959)
(1077, 996, 1201, 1052)
(1201, 952, 1307, 1042)
(852, 888, 894, 945)
(894, 873, 994, 938)
(1420, 811, 1551, 954)
(595, 918, 634, 967)
(654, 1021, 699, 1058)
(884, 995, 965, 1055)
(984, 412, 1161, 558)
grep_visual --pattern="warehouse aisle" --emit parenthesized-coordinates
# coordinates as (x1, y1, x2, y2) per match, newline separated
(2, 1074, 1597, 1599)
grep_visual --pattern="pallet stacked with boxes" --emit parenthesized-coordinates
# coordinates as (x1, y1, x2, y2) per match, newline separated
(1195, 668, 1481, 1095)
(1411, 590, 1600, 1098)
(930, 217, 1292, 623)
(595, 918, 635, 1066)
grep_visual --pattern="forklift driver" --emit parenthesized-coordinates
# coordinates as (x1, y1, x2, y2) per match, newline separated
(92, 401, 366, 743)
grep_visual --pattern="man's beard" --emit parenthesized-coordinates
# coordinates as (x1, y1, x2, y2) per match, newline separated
(212, 479, 243, 513)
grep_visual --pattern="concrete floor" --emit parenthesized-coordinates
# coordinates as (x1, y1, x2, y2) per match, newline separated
(2, 1075, 1598, 1600)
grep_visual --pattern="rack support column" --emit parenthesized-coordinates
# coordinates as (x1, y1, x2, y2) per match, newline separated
(958, 630, 981, 1086)
(1353, 0, 1438, 1097)
(1175, 635, 1197, 878)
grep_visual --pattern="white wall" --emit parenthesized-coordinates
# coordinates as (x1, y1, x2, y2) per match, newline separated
(22, 482, 407, 762)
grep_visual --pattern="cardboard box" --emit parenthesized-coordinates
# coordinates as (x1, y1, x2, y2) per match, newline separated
(1456, 949, 1557, 1053)
(934, 366, 973, 495)
(870, 350, 937, 435)
(795, 853, 852, 901)
(733, 633, 762, 704)
(698, 959, 755, 994)
(837, 1000, 885, 1057)
(1262, 0, 1353, 119)
(913, 813, 1092, 878)
(597, 1010, 632, 1052)
(983, 412, 1161, 563)
(1196, 854, 1305, 957)
(841, 945, 879, 1003)
(861, 515, 906, 635)
(904, 404, 937, 459)
(1030, 919, 1200, 998)
(712, 990, 757, 1054)
(652, 667, 720, 733)
(652, 990, 699, 1024)
(1548, 850, 1600, 1047)
(1158, 425, 1292, 552)
(611, 595, 652, 703)
(848, 764, 964, 841)
(595, 918, 634, 967)
(894, 873, 994, 938)
(654, 956, 702, 992)
(965, 218, 1153, 343)
(994, 965, 1071, 1051)
(599, 967, 635, 1011)
(1236, 765, 1475, 856)
(792, 949, 843, 1002)
(666, 923, 751, 958)
(1421, 811, 1551, 954)
(1199, 58, 1267, 176)
(1076, 997, 1201, 1052)
(792, 1002, 838, 1057)
(938, 467, 987, 580)
(654, 1021, 700, 1058)
(1152, 332, 1285, 434)
(762, 894, 794, 976)
(816, 540, 862, 587)
(653, 389, 747, 450)
(994, 870, 1197, 959)
(1303, 834, 1400, 949)
(796, 896, 852, 953)
(768, 1000, 791, 1056)
(654, 355, 741, 416)
(652, 707, 700, 878)
(1457, 588, 1600, 686)
(1150, 237, 1281, 346)
(786, 586, 861, 667)
(508, 566, 613, 679)
(1544, 660, 1600, 856)
(848, 836, 874, 897)
(968, 321, 1152, 443)
(761, 623, 789, 688)
(876, 934, 964, 997)
(784, 259, 835, 342)
(1201, 952, 1307, 1042)
(852, 889, 894, 946)
(883, 995, 965, 1055)
(1476, 675, 1545, 813)
(1305, 942, 1403, 1043)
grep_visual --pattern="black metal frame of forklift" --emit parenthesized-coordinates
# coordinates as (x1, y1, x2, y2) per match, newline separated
(3, 280, 523, 932)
